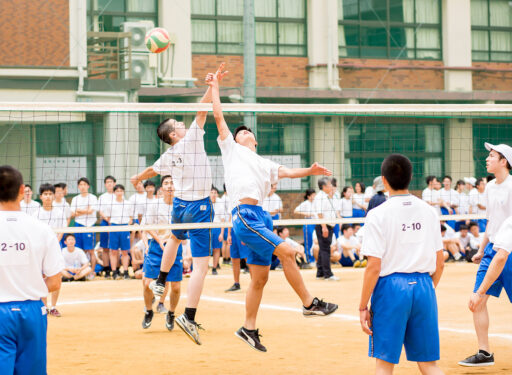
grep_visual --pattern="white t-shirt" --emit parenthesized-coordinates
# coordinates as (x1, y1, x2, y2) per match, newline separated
(145, 196, 158, 221)
(468, 188, 479, 214)
(53, 199, 71, 220)
(353, 193, 367, 210)
(141, 197, 173, 226)
(218, 132, 281, 209)
(294, 199, 316, 219)
(0, 211, 64, 302)
(469, 232, 484, 250)
(493, 216, 512, 253)
(485, 175, 512, 243)
(71, 194, 98, 227)
(98, 192, 115, 218)
(128, 192, 147, 218)
(340, 197, 353, 217)
(454, 231, 471, 249)
(262, 193, 283, 218)
(439, 188, 458, 208)
(364, 186, 374, 200)
(61, 247, 89, 268)
(313, 190, 339, 220)
(476, 191, 487, 215)
(109, 199, 134, 225)
(152, 121, 212, 201)
(422, 188, 441, 215)
(36, 206, 68, 229)
(212, 199, 226, 223)
(453, 191, 470, 215)
(337, 235, 360, 253)
(222, 193, 233, 221)
(20, 200, 40, 216)
(361, 195, 443, 277)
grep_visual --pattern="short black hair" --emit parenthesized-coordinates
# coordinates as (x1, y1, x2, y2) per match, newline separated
(443, 175, 452, 182)
(456, 179, 465, 187)
(211, 185, 219, 193)
(381, 154, 412, 190)
(304, 188, 315, 201)
(459, 224, 469, 231)
(0, 165, 23, 202)
(104, 175, 116, 183)
(341, 224, 353, 233)
(468, 221, 479, 230)
(233, 125, 253, 142)
(497, 152, 512, 170)
(161, 175, 172, 185)
(54, 183, 66, 190)
(487, 174, 495, 183)
(39, 183, 55, 195)
(476, 177, 485, 187)
(65, 233, 75, 240)
(440, 224, 446, 233)
(330, 177, 337, 188)
(318, 177, 330, 190)
(276, 226, 286, 236)
(77, 177, 90, 186)
(355, 181, 366, 193)
(113, 184, 125, 192)
(425, 175, 437, 185)
(144, 180, 156, 188)
(157, 118, 175, 145)
(25, 184, 32, 190)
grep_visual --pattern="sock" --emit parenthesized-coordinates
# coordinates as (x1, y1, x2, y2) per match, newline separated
(184, 307, 197, 322)
(454, 252, 462, 261)
(156, 271, 169, 285)
(145, 309, 153, 317)
(169, 311, 175, 317)
(479, 349, 491, 356)
(243, 327, 256, 333)
(305, 297, 318, 310)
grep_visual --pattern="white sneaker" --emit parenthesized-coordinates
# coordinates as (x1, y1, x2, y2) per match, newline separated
(176, 314, 203, 345)
(156, 303, 168, 314)
(325, 275, 340, 281)
(149, 280, 165, 297)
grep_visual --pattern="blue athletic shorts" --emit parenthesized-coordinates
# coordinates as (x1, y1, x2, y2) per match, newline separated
(474, 242, 512, 302)
(333, 223, 340, 239)
(230, 229, 248, 260)
(370, 272, 439, 364)
(143, 239, 183, 282)
(74, 222, 95, 250)
(211, 227, 223, 249)
(232, 205, 284, 266)
(99, 220, 110, 248)
(108, 224, 131, 251)
(0, 300, 47, 375)
(340, 252, 359, 267)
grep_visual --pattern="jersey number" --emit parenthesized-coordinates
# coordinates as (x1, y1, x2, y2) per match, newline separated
(402, 223, 422, 231)
(1, 242, 26, 251)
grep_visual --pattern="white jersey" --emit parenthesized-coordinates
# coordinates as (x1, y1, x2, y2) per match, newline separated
(71, 194, 98, 227)
(109, 199, 134, 225)
(337, 235, 360, 253)
(128, 192, 147, 219)
(361, 195, 443, 277)
(340, 197, 353, 217)
(212, 199, 226, 223)
(493, 216, 512, 253)
(313, 190, 339, 221)
(294, 199, 316, 218)
(485, 175, 512, 243)
(98, 192, 115, 218)
(141, 198, 173, 226)
(152, 121, 212, 201)
(35, 206, 68, 229)
(353, 193, 367, 210)
(468, 188, 479, 214)
(218, 132, 281, 209)
(422, 188, 441, 215)
(262, 193, 283, 218)
(0, 211, 64, 302)
(20, 200, 40, 216)
(61, 247, 89, 268)
(439, 188, 458, 207)
(454, 191, 470, 215)
(53, 199, 71, 220)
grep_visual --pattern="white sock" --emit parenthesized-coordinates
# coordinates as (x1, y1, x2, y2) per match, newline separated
(454, 252, 462, 261)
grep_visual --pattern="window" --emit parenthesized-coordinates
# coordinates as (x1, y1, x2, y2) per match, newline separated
(338, 0, 442, 60)
(191, 0, 307, 56)
(87, 0, 158, 32)
(345, 120, 444, 190)
(471, 0, 512, 61)
(473, 122, 512, 177)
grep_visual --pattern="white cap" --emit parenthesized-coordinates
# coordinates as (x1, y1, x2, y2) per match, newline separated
(464, 177, 477, 186)
(485, 142, 512, 167)
(374, 176, 385, 192)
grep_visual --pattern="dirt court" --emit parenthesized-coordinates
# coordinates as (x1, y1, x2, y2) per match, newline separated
(48, 263, 512, 374)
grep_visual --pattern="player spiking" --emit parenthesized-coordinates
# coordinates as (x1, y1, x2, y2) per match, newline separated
(206, 67, 338, 352)
(130, 63, 227, 345)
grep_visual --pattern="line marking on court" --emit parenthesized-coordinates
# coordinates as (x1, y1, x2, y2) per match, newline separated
(58, 295, 512, 342)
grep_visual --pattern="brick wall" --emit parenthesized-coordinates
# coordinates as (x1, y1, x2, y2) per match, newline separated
(0, 0, 69, 67)
(473, 62, 512, 91)
(192, 55, 309, 88)
(338, 58, 444, 90)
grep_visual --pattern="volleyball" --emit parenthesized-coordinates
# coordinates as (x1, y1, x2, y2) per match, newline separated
(145, 27, 170, 53)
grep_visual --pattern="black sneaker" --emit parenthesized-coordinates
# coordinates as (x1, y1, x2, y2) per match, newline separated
(458, 351, 494, 367)
(112, 270, 119, 280)
(142, 310, 153, 329)
(166, 312, 175, 331)
(302, 297, 338, 317)
(104, 271, 112, 279)
(123, 271, 130, 280)
(235, 327, 267, 352)
(225, 283, 241, 293)
(212, 268, 218, 275)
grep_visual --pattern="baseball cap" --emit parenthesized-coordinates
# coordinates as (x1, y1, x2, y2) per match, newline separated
(485, 142, 512, 167)
(463, 177, 476, 186)
(373, 176, 385, 192)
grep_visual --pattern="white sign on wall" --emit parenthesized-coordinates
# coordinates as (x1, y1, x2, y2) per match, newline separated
(35, 157, 87, 195)
(96, 156, 146, 193)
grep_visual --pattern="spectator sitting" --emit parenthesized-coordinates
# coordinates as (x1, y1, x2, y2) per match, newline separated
(367, 176, 387, 212)
(454, 224, 471, 254)
(467, 221, 484, 261)
(276, 227, 310, 269)
(131, 239, 145, 279)
(441, 224, 463, 262)
(61, 234, 93, 281)
(337, 224, 367, 268)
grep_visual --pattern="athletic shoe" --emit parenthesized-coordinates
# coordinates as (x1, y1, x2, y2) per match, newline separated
(112, 270, 119, 280)
(235, 327, 267, 352)
(301, 263, 313, 269)
(458, 352, 495, 367)
(316, 275, 324, 280)
(212, 268, 218, 275)
(353, 260, 361, 268)
(156, 303, 168, 314)
(86, 273, 95, 281)
(303, 297, 338, 317)
(325, 275, 340, 281)
(49, 307, 61, 317)
(104, 271, 112, 279)
(142, 310, 153, 329)
(166, 312, 175, 331)
(225, 283, 241, 293)
(149, 280, 165, 297)
(123, 271, 130, 280)
(175, 314, 203, 345)
(243, 267, 250, 273)
(361, 259, 368, 268)
(222, 259, 232, 266)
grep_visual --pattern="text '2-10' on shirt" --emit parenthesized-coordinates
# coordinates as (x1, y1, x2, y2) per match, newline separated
(0, 211, 64, 302)
(152, 120, 212, 201)
(361, 195, 443, 277)
(218, 132, 281, 209)
(485, 175, 512, 243)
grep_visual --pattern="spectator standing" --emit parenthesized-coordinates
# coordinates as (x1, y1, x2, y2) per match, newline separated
(20, 184, 40, 216)
(367, 177, 387, 212)
(294, 188, 317, 264)
(340, 186, 354, 218)
(352, 182, 367, 218)
(439, 175, 458, 229)
(475, 178, 487, 232)
(98, 176, 116, 278)
(422, 176, 441, 215)
(262, 183, 283, 220)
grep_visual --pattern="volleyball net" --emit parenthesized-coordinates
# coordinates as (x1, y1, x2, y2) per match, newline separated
(1, 102, 508, 235)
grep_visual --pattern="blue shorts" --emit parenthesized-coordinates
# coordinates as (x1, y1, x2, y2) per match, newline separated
(370, 273, 439, 364)
(108, 224, 131, 251)
(211, 227, 223, 249)
(99, 220, 110, 248)
(230, 229, 248, 260)
(474, 242, 512, 302)
(172, 197, 213, 258)
(340, 252, 359, 267)
(74, 222, 95, 250)
(143, 240, 183, 282)
(0, 300, 47, 375)
(333, 223, 340, 239)
(232, 205, 284, 266)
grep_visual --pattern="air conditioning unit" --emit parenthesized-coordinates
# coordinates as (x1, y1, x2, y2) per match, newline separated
(121, 20, 154, 52)
(129, 52, 157, 86)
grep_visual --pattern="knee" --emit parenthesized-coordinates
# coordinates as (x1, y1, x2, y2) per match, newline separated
(279, 249, 296, 265)
(171, 283, 181, 294)
(252, 275, 268, 289)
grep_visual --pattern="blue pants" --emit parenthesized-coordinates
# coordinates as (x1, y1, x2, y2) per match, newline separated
(99, 220, 110, 248)
(0, 300, 47, 375)
(143, 239, 183, 282)
(172, 197, 213, 258)
(370, 273, 439, 364)
(474, 242, 512, 301)
(74, 222, 95, 250)
(303, 224, 316, 263)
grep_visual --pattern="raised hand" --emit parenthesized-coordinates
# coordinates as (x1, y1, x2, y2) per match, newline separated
(310, 162, 332, 176)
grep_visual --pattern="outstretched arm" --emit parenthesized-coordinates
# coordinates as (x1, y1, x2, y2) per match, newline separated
(196, 63, 228, 129)
(130, 167, 157, 189)
(206, 67, 230, 141)
(278, 162, 332, 179)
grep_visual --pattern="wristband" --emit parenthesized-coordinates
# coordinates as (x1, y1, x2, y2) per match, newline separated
(359, 306, 368, 312)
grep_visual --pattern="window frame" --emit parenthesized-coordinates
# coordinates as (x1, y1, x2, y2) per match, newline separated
(87, 0, 159, 32)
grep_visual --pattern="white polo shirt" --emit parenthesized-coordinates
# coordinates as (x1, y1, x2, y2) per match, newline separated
(36, 206, 68, 229)
(61, 247, 89, 268)
(0, 211, 64, 302)
(485, 175, 512, 243)
(218, 132, 281, 209)
(493, 216, 512, 253)
(361, 195, 443, 277)
(152, 121, 212, 201)
(98, 192, 115, 218)
(313, 190, 339, 221)
(71, 193, 98, 227)
(422, 188, 441, 215)
(294, 199, 316, 219)
(109, 199, 134, 225)
(20, 200, 40, 216)
(262, 193, 283, 218)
